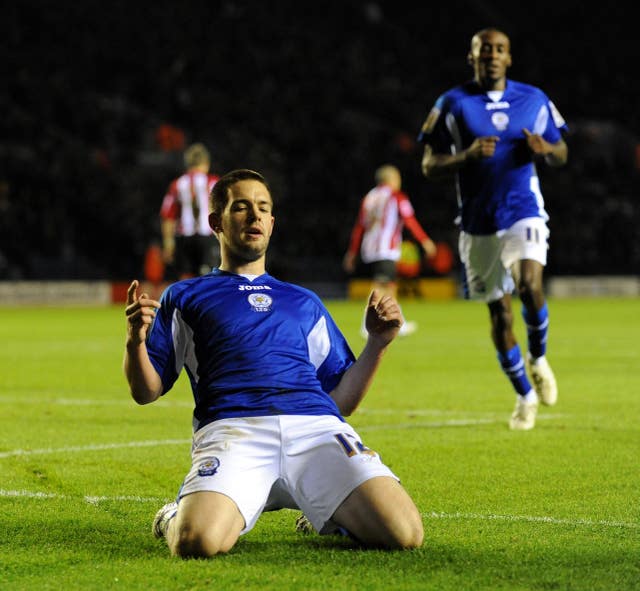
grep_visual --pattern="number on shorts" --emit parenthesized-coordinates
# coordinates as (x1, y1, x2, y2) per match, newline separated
(334, 433, 377, 457)
(525, 226, 540, 243)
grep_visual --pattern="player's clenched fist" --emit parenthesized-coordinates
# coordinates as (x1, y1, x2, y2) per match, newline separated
(467, 135, 499, 160)
(125, 280, 161, 345)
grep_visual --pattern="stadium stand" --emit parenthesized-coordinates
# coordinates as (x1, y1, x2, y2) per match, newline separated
(1, 1, 638, 284)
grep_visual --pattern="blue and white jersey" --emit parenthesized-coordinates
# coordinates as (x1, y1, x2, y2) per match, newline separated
(146, 269, 355, 430)
(418, 79, 568, 234)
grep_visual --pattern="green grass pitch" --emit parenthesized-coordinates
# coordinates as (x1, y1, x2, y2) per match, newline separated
(0, 296, 638, 590)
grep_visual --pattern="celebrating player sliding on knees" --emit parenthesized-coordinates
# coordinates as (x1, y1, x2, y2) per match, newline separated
(123, 169, 423, 558)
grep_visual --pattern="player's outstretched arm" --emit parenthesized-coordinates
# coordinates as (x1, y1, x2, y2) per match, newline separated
(330, 290, 401, 416)
(123, 280, 163, 405)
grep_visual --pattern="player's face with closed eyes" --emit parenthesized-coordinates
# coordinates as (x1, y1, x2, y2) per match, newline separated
(216, 179, 275, 260)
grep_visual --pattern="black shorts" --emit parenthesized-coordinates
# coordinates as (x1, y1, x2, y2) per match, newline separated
(363, 259, 397, 283)
(174, 234, 220, 277)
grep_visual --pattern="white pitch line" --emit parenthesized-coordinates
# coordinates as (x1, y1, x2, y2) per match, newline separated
(0, 397, 569, 422)
(0, 489, 166, 504)
(358, 415, 565, 431)
(0, 439, 191, 459)
(1, 489, 58, 499)
(0, 422, 495, 459)
(1, 489, 635, 531)
(0, 415, 569, 460)
(85, 495, 166, 504)
(0, 420, 510, 459)
(0, 396, 503, 415)
(425, 510, 640, 530)
(358, 408, 498, 416)
(0, 396, 193, 408)
(361, 419, 498, 430)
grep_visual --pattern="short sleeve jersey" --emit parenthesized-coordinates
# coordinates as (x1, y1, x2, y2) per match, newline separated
(145, 269, 355, 431)
(418, 79, 568, 234)
(349, 185, 429, 263)
(160, 171, 219, 237)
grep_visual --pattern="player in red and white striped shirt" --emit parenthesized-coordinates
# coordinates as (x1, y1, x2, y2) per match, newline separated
(343, 165, 437, 336)
(160, 143, 220, 279)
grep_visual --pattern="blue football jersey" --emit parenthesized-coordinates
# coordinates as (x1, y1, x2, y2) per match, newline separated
(418, 79, 568, 234)
(146, 269, 355, 430)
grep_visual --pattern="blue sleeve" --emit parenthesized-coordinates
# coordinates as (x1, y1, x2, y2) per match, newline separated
(542, 95, 569, 143)
(314, 304, 356, 394)
(417, 92, 454, 151)
(145, 287, 181, 394)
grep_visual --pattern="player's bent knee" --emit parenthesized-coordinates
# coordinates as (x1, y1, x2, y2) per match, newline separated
(172, 524, 236, 558)
(335, 477, 424, 550)
(361, 515, 423, 550)
(379, 503, 424, 550)
(393, 514, 424, 550)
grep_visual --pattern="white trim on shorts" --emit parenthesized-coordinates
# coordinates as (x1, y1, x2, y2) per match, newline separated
(458, 217, 549, 302)
(177, 415, 398, 535)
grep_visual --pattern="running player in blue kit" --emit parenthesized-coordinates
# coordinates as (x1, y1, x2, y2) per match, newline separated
(418, 28, 569, 430)
(124, 169, 423, 558)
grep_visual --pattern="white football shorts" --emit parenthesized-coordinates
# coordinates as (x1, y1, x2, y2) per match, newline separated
(458, 217, 549, 302)
(177, 415, 398, 535)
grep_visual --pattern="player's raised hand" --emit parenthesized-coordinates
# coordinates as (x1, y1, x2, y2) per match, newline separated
(125, 280, 160, 345)
(364, 289, 403, 345)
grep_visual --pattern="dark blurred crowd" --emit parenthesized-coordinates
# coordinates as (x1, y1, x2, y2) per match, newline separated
(2, 0, 639, 281)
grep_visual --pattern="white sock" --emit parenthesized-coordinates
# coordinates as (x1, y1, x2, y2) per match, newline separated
(527, 353, 546, 366)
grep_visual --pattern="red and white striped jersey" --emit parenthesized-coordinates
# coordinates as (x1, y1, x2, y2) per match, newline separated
(347, 184, 430, 263)
(160, 171, 219, 236)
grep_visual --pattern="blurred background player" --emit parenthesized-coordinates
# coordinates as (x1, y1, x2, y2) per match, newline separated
(343, 164, 437, 337)
(160, 143, 220, 279)
(418, 28, 568, 430)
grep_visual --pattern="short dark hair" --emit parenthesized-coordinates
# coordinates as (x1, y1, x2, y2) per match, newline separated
(210, 169, 271, 216)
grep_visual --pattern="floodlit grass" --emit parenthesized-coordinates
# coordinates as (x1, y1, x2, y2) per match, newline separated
(0, 296, 638, 590)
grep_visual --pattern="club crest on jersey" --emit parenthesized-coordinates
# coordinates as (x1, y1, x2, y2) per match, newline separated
(197, 457, 220, 477)
(248, 293, 273, 312)
(491, 111, 509, 131)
